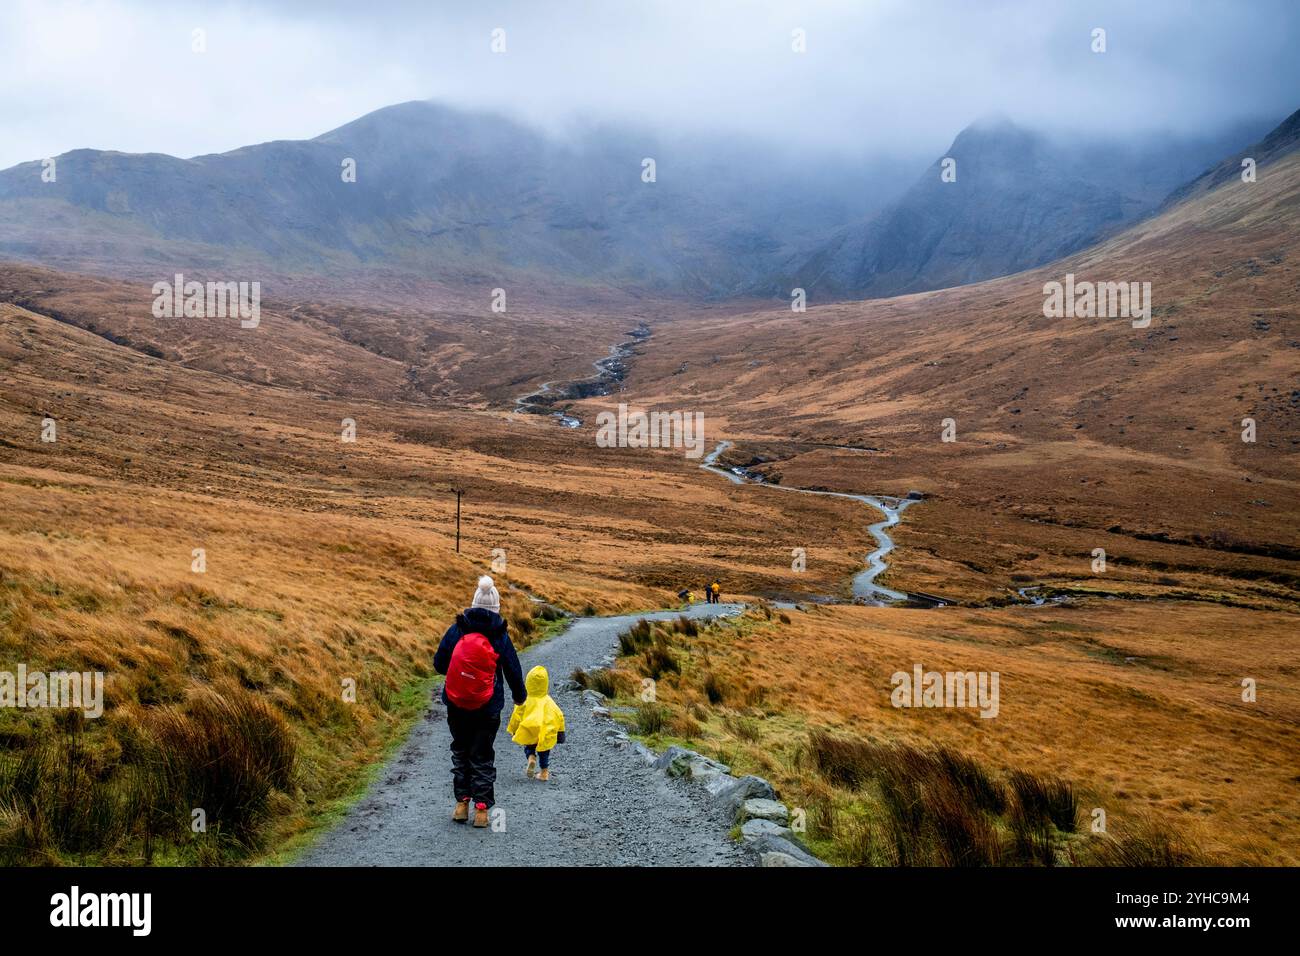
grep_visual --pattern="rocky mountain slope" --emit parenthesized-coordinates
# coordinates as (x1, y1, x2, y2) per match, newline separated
(788, 115, 1274, 299)
(0, 101, 893, 295)
(0, 101, 1273, 299)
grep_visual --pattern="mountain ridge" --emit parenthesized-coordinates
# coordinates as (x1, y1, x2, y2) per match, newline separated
(787, 113, 1279, 300)
(0, 101, 1285, 300)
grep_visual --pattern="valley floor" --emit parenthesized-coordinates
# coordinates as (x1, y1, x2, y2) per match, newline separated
(1, 171, 1296, 867)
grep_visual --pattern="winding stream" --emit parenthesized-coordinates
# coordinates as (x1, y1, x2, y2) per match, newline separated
(702, 440, 916, 604)
(512, 333, 918, 606)
(514, 325, 649, 428)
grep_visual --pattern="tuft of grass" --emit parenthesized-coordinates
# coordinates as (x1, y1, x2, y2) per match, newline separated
(806, 732, 1082, 867)
(1009, 769, 1077, 833)
(668, 713, 702, 739)
(534, 604, 565, 622)
(1081, 813, 1210, 866)
(724, 714, 762, 743)
(807, 731, 878, 789)
(701, 670, 727, 704)
(640, 638, 680, 680)
(937, 748, 1007, 816)
(147, 687, 295, 841)
(0, 686, 295, 864)
(618, 619, 655, 656)
(634, 703, 668, 736)
(588, 669, 623, 699)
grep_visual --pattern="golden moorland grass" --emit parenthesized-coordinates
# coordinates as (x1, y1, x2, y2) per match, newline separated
(0, 300, 873, 862)
(0, 155, 1295, 865)
(600, 603, 1299, 865)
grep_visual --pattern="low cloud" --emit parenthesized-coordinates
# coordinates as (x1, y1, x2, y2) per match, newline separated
(1, 0, 1296, 169)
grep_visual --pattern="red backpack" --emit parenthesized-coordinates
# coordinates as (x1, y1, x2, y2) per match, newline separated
(445, 632, 499, 709)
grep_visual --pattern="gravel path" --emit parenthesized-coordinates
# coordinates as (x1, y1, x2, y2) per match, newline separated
(296, 603, 751, 867)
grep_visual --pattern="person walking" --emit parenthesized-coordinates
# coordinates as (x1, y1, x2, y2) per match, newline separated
(433, 575, 527, 828)
(506, 665, 566, 782)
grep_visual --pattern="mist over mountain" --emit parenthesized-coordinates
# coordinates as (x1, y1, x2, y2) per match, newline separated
(1162, 107, 1300, 208)
(0, 101, 911, 295)
(786, 115, 1276, 300)
(0, 100, 1280, 299)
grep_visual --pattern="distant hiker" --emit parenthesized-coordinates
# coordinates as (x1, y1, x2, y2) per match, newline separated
(710, 580, 721, 604)
(677, 588, 693, 605)
(433, 575, 527, 828)
(704, 582, 715, 604)
(506, 665, 566, 782)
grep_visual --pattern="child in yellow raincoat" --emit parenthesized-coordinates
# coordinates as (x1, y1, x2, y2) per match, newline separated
(506, 665, 566, 781)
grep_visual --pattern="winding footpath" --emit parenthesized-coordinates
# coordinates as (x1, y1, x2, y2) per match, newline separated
(297, 444, 914, 866)
(297, 604, 749, 867)
(300, 359, 918, 865)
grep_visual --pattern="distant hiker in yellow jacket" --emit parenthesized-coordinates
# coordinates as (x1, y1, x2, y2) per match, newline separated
(507, 665, 566, 782)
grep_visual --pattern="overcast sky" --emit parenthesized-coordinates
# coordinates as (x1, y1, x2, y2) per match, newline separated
(1, 0, 1297, 169)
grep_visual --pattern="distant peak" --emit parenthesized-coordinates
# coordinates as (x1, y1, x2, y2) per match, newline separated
(947, 113, 1039, 155)
(967, 111, 1019, 132)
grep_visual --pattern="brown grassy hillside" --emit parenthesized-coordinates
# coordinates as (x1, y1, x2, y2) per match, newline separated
(0, 298, 879, 861)
(0, 148, 1295, 866)
(608, 152, 1300, 608)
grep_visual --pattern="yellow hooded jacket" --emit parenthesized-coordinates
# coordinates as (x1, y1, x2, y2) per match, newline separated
(507, 665, 566, 752)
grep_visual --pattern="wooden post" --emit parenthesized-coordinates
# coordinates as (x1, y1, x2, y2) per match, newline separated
(451, 487, 464, 553)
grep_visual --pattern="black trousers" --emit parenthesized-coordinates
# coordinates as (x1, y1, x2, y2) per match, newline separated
(446, 703, 501, 807)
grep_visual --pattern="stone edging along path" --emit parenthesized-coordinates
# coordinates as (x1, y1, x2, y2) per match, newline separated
(586, 695, 829, 867)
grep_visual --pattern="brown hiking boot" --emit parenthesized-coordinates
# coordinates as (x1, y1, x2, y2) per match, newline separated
(472, 802, 490, 828)
(538, 768, 550, 782)
(452, 799, 470, 823)
(526, 754, 537, 778)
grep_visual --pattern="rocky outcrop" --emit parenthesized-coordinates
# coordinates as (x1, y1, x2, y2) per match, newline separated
(653, 745, 731, 782)
(740, 798, 789, 824)
(747, 833, 829, 868)
(704, 774, 777, 818)
(740, 818, 792, 841)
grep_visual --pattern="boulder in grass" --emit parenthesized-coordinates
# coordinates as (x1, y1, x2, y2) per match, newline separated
(747, 833, 828, 868)
(740, 818, 792, 841)
(740, 798, 789, 824)
(653, 746, 731, 781)
(705, 774, 777, 818)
